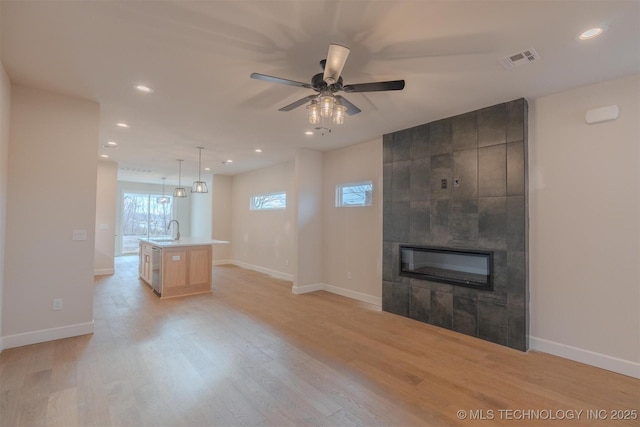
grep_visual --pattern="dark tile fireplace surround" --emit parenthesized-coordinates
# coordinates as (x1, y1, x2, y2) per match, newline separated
(382, 98, 528, 351)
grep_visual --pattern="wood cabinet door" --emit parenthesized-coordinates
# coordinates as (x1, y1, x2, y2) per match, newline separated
(140, 243, 153, 284)
(188, 246, 212, 287)
(162, 249, 187, 289)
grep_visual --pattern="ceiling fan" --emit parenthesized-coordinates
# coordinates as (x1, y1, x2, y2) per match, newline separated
(250, 44, 405, 124)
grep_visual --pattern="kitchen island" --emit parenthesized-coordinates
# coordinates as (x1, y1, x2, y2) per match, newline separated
(139, 237, 228, 299)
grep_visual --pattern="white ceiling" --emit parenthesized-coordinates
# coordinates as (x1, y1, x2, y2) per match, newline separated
(2, 1, 638, 184)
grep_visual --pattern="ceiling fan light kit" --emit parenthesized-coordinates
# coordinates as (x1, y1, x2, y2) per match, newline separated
(251, 43, 405, 126)
(307, 99, 320, 124)
(333, 102, 346, 125)
(320, 93, 334, 117)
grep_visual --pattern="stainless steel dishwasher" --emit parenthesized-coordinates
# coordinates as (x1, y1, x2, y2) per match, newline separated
(151, 247, 162, 296)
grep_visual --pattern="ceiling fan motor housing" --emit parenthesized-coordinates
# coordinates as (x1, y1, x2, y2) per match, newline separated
(311, 73, 343, 92)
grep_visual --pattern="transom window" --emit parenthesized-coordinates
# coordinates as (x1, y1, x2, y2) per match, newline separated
(250, 191, 287, 210)
(336, 181, 373, 207)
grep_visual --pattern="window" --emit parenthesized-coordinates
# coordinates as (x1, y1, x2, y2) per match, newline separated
(121, 192, 173, 253)
(250, 191, 287, 210)
(336, 181, 373, 207)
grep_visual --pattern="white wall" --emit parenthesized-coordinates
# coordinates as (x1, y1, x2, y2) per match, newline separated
(190, 174, 212, 239)
(231, 161, 295, 279)
(292, 149, 323, 290)
(0, 51, 10, 350)
(2, 85, 98, 347)
(212, 174, 232, 262)
(227, 142, 383, 306)
(94, 160, 117, 275)
(529, 73, 640, 378)
(321, 138, 383, 306)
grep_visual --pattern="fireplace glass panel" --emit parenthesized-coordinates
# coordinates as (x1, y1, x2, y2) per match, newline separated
(400, 246, 492, 290)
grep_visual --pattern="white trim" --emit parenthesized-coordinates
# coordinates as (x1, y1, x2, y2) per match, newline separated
(335, 180, 373, 207)
(292, 283, 325, 294)
(323, 284, 382, 308)
(530, 336, 640, 379)
(93, 268, 114, 276)
(2, 321, 94, 350)
(229, 260, 293, 281)
(292, 282, 382, 308)
(212, 259, 233, 266)
(223, 262, 381, 308)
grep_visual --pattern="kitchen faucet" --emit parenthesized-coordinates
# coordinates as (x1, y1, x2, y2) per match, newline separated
(167, 220, 180, 240)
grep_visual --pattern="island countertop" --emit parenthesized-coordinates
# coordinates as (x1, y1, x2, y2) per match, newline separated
(139, 237, 229, 248)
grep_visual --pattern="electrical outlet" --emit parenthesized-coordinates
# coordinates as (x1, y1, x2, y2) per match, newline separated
(52, 298, 63, 311)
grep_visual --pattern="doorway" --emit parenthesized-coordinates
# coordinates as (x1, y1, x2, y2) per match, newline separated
(120, 192, 173, 254)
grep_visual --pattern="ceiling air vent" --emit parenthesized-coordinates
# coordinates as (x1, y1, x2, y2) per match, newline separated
(498, 47, 541, 70)
(119, 167, 154, 174)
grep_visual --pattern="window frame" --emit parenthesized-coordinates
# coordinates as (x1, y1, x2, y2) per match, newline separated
(250, 191, 287, 211)
(335, 180, 373, 208)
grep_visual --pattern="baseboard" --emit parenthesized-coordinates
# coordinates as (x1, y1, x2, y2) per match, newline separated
(213, 259, 233, 266)
(323, 284, 382, 308)
(530, 336, 640, 379)
(93, 268, 114, 276)
(225, 261, 381, 307)
(292, 282, 326, 294)
(292, 282, 382, 308)
(229, 260, 293, 281)
(1, 321, 94, 350)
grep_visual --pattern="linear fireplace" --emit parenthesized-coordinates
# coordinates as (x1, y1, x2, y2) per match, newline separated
(399, 246, 493, 291)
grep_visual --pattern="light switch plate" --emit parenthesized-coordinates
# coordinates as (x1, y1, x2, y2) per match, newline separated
(72, 230, 87, 241)
(172, 255, 181, 261)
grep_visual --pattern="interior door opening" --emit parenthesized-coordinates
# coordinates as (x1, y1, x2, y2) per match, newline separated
(120, 192, 173, 254)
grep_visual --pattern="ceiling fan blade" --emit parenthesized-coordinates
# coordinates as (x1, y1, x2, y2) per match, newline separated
(250, 73, 311, 89)
(343, 80, 405, 93)
(335, 95, 361, 116)
(323, 44, 350, 85)
(278, 95, 317, 112)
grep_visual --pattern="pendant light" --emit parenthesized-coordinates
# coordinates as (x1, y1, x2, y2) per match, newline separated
(173, 159, 187, 197)
(157, 177, 169, 204)
(191, 146, 208, 193)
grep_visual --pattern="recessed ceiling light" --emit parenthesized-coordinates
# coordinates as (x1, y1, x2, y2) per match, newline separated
(100, 154, 109, 158)
(135, 85, 153, 93)
(106, 141, 118, 146)
(304, 131, 314, 136)
(226, 160, 233, 163)
(579, 26, 606, 40)
(204, 167, 211, 171)
(254, 149, 262, 153)
(116, 122, 129, 128)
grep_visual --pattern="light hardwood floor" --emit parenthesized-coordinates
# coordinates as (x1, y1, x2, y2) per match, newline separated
(1, 256, 638, 426)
